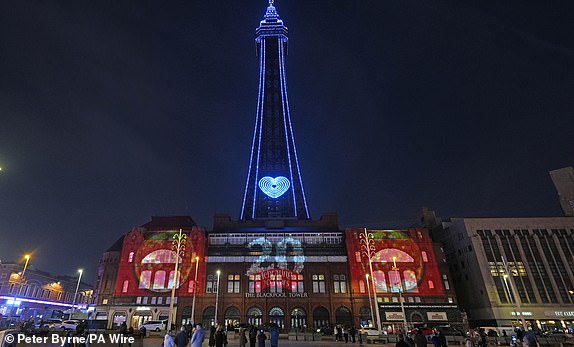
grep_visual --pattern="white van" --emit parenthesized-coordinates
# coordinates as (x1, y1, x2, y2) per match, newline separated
(140, 320, 166, 332)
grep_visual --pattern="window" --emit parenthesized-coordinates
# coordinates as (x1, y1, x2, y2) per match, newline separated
(448, 297, 453, 303)
(151, 297, 157, 305)
(136, 297, 141, 304)
(359, 280, 366, 294)
(428, 280, 434, 289)
(291, 274, 304, 293)
(143, 297, 148, 304)
(157, 297, 163, 304)
(128, 252, 134, 263)
(249, 275, 261, 293)
(153, 271, 166, 289)
(206, 275, 218, 293)
(168, 271, 180, 289)
(270, 274, 283, 293)
(139, 271, 152, 289)
(312, 274, 325, 293)
(102, 298, 109, 305)
(355, 251, 362, 263)
(188, 280, 196, 294)
(421, 251, 428, 262)
(228, 274, 240, 293)
(122, 280, 129, 293)
(333, 274, 347, 294)
(444, 281, 450, 290)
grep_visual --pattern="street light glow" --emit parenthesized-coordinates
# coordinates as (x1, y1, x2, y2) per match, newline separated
(24, 254, 31, 260)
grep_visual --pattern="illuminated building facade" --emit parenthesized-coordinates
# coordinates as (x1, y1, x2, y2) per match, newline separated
(0, 263, 93, 323)
(93, 2, 461, 332)
(93, 216, 207, 329)
(424, 212, 574, 333)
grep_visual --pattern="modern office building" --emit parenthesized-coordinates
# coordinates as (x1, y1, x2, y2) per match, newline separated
(550, 166, 574, 217)
(424, 210, 574, 332)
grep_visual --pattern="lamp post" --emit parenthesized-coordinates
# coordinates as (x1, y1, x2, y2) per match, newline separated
(214, 270, 221, 326)
(70, 269, 83, 320)
(359, 228, 382, 335)
(11, 254, 31, 320)
(191, 256, 200, 325)
(168, 229, 187, 333)
(391, 257, 408, 333)
(365, 274, 375, 328)
(501, 256, 527, 330)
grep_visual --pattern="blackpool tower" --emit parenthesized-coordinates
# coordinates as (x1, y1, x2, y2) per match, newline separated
(240, 0, 310, 221)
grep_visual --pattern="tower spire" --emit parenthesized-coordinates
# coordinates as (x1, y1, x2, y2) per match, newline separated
(240, 1, 310, 221)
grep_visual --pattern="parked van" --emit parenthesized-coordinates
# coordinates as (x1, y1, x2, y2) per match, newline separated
(140, 320, 166, 332)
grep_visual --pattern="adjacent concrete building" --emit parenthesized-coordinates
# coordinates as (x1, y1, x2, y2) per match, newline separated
(550, 167, 574, 216)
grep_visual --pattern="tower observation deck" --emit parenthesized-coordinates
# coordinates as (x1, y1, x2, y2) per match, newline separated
(240, 1, 310, 221)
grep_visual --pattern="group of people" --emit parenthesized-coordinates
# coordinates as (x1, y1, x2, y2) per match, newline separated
(334, 325, 358, 343)
(238, 324, 280, 347)
(163, 323, 207, 347)
(395, 329, 447, 347)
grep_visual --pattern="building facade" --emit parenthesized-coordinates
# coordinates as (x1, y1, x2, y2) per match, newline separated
(550, 166, 574, 216)
(93, 1, 461, 333)
(426, 213, 574, 333)
(0, 262, 93, 324)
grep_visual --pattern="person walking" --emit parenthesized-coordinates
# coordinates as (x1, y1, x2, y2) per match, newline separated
(258, 329, 267, 347)
(396, 334, 412, 347)
(215, 325, 228, 347)
(164, 331, 176, 347)
(437, 331, 447, 347)
(414, 329, 427, 347)
(350, 326, 357, 343)
(239, 327, 248, 347)
(209, 325, 217, 347)
(249, 326, 258, 347)
(430, 331, 440, 347)
(191, 323, 206, 347)
(175, 326, 190, 347)
(270, 326, 279, 347)
(343, 326, 349, 343)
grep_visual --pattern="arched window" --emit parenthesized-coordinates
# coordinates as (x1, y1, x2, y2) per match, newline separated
(373, 270, 388, 292)
(335, 306, 352, 326)
(142, 250, 182, 264)
(128, 252, 134, 263)
(246, 307, 263, 326)
(403, 270, 418, 292)
(359, 280, 366, 294)
(224, 307, 241, 329)
(139, 271, 152, 289)
(168, 270, 180, 289)
(290, 308, 306, 328)
(312, 306, 330, 328)
(153, 271, 166, 289)
(421, 251, 428, 262)
(269, 307, 285, 329)
(202, 307, 215, 328)
(188, 280, 195, 294)
(122, 280, 129, 293)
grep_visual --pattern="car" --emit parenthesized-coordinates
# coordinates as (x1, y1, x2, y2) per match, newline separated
(61, 320, 81, 330)
(140, 320, 166, 332)
(360, 327, 380, 336)
(40, 319, 64, 331)
(543, 330, 573, 338)
(409, 327, 435, 336)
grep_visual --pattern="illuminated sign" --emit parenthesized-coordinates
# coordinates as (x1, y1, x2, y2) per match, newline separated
(427, 312, 448, 321)
(511, 311, 533, 316)
(258, 176, 290, 198)
(385, 312, 405, 321)
(245, 292, 309, 298)
(246, 236, 305, 290)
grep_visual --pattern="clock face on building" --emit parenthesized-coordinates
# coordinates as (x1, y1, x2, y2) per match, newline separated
(258, 176, 290, 198)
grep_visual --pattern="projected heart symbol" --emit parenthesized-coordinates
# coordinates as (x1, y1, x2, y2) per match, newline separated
(258, 176, 290, 198)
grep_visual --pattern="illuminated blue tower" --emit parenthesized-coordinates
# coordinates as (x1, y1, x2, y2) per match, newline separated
(240, 0, 310, 221)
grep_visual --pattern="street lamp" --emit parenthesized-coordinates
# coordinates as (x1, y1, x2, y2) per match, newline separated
(365, 274, 375, 328)
(391, 256, 408, 333)
(191, 256, 200, 325)
(214, 270, 221, 326)
(359, 228, 382, 335)
(11, 254, 31, 320)
(168, 229, 187, 333)
(71, 269, 83, 320)
(501, 256, 527, 331)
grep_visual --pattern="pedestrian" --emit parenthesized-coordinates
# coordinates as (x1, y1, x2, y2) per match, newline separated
(249, 326, 258, 347)
(405, 334, 415, 347)
(350, 326, 357, 343)
(175, 326, 190, 347)
(139, 325, 147, 338)
(344, 326, 349, 343)
(430, 331, 440, 347)
(164, 331, 176, 347)
(396, 334, 411, 347)
(335, 325, 340, 341)
(191, 323, 206, 347)
(270, 326, 279, 347)
(239, 327, 248, 347)
(209, 325, 217, 347)
(437, 331, 447, 347)
(215, 325, 228, 347)
(522, 333, 538, 347)
(465, 330, 475, 347)
(258, 329, 266, 347)
(414, 329, 427, 347)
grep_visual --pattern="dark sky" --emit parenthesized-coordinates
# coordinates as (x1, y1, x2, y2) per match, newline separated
(1, 1, 573, 281)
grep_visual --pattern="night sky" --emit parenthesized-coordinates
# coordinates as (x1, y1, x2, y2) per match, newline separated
(1, 1, 573, 281)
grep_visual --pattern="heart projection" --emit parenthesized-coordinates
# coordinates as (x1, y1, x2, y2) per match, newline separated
(258, 176, 291, 198)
